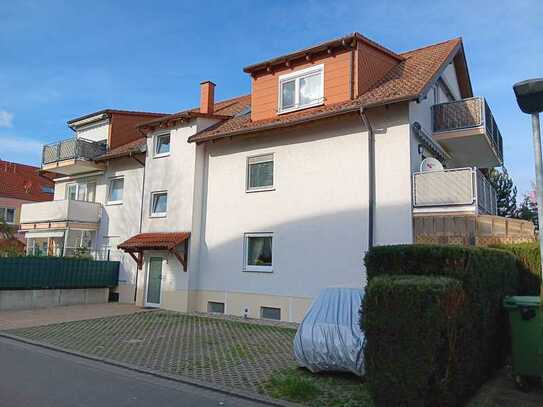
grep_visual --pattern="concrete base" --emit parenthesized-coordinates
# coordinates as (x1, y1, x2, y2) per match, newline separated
(0, 288, 110, 311)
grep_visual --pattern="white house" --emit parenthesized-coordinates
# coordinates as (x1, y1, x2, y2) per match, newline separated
(21, 33, 528, 321)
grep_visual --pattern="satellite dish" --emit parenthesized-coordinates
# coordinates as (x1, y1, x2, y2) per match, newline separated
(420, 157, 444, 172)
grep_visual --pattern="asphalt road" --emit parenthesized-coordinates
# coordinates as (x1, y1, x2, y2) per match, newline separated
(0, 336, 269, 407)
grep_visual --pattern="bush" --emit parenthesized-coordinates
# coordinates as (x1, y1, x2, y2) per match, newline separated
(492, 242, 541, 295)
(362, 245, 519, 405)
(363, 275, 465, 406)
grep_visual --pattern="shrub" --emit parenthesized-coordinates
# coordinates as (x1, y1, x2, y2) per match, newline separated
(362, 245, 519, 405)
(492, 242, 541, 295)
(363, 275, 466, 406)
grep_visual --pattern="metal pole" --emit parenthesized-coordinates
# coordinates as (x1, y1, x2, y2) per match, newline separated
(530, 112, 543, 277)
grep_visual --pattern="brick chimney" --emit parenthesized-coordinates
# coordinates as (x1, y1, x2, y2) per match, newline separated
(200, 81, 216, 114)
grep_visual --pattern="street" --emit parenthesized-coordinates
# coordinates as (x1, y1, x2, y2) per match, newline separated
(0, 336, 268, 407)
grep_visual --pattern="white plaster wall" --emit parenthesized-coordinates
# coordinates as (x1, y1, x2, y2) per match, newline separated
(75, 119, 110, 143)
(371, 104, 414, 245)
(197, 114, 380, 304)
(442, 63, 462, 100)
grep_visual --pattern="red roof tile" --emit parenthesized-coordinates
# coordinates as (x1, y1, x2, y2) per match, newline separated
(95, 137, 147, 161)
(188, 38, 463, 143)
(118, 232, 190, 251)
(0, 160, 56, 202)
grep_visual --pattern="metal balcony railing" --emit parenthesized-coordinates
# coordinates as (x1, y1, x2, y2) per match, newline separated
(413, 167, 497, 215)
(42, 137, 106, 165)
(432, 97, 503, 162)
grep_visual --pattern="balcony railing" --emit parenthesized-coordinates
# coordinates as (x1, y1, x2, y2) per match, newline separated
(413, 167, 497, 215)
(42, 137, 106, 165)
(20, 199, 102, 224)
(432, 97, 503, 162)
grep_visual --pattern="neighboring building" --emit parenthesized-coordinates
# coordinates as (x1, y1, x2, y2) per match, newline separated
(20, 33, 534, 321)
(0, 160, 55, 250)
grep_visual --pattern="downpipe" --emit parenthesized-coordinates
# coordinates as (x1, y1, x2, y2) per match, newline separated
(360, 107, 375, 250)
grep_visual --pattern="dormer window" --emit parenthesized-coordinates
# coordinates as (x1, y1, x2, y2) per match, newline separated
(278, 64, 324, 114)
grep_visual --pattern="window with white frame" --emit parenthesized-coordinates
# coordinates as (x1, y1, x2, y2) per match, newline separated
(66, 181, 96, 202)
(154, 133, 171, 157)
(279, 64, 324, 113)
(0, 207, 15, 224)
(244, 233, 273, 272)
(150, 191, 168, 217)
(247, 154, 274, 191)
(107, 177, 124, 204)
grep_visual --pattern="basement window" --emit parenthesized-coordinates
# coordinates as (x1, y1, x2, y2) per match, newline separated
(260, 306, 281, 321)
(207, 302, 225, 314)
(278, 64, 324, 114)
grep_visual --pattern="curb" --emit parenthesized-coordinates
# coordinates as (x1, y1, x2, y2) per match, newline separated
(0, 332, 300, 407)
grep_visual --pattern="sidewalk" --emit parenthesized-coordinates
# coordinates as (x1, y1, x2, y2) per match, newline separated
(0, 303, 143, 330)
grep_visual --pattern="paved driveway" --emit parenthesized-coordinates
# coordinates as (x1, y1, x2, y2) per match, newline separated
(6, 310, 297, 398)
(0, 303, 142, 330)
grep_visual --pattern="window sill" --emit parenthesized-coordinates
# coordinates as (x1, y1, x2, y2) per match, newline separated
(106, 201, 123, 206)
(150, 213, 167, 218)
(154, 153, 170, 159)
(278, 101, 324, 115)
(246, 187, 275, 193)
(243, 268, 273, 273)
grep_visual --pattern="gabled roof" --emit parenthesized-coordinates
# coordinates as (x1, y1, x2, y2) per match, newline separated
(0, 160, 56, 202)
(188, 37, 468, 144)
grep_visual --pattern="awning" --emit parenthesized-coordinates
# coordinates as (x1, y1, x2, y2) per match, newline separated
(118, 232, 190, 271)
(25, 231, 65, 239)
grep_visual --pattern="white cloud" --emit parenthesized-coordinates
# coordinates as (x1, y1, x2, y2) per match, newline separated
(0, 110, 14, 128)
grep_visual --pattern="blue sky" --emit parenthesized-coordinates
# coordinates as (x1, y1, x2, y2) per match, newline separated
(0, 0, 541, 196)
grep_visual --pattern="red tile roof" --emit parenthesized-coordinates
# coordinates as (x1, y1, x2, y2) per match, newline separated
(0, 160, 56, 202)
(118, 232, 190, 251)
(188, 38, 464, 143)
(137, 94, 251, 131)
(95, 137, 147, 161)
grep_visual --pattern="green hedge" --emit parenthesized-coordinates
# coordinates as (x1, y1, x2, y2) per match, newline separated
(362, 245, 519, 405)
(363, 275, 466, 406)
(492, 242, 541, 295)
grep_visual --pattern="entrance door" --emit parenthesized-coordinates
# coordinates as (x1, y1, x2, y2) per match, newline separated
(145, 257, 163, 307)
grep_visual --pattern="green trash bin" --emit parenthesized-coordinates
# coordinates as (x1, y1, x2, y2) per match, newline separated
(503, 296, 543, 387)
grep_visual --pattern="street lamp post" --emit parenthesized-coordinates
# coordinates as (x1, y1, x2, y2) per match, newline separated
(513, 78, 543, 277)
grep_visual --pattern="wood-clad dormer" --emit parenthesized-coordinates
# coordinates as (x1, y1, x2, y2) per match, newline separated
(244, 33, 403, 122)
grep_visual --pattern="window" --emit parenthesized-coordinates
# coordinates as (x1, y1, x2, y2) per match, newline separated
(261, 307, 281, 321)
(66, 181, 96, 202)
(154, 133, 171, 157)
(42, 186, 54, 194)
(150, 191, 168, 217)
(279, 65, 324, 113)
(107, 177, 124, 204)
(244, 233, 273, 272)
(247, 154, 274, 191)
(207, 302, 225, 314)
(0, 207, 15, 224)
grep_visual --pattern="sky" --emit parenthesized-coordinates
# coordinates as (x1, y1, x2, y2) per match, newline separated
(0, 0, 541, 196)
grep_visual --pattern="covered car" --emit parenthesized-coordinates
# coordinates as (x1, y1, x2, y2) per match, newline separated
(293, 287, 365, 376)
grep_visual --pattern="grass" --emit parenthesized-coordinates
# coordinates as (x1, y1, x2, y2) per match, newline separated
(263, 367, 374, 407)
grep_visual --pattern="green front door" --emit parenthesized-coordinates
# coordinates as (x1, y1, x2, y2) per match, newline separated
(146, 257, 163, 306)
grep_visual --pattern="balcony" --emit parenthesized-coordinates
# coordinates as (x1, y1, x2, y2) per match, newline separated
(413, 167, 497, 215)
(432, 97, 503, 168)
(19, 199, 102, 230)
(42, 137, 106, 175)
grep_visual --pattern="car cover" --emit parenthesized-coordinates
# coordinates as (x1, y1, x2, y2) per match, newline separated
(293, 287, 365, 376)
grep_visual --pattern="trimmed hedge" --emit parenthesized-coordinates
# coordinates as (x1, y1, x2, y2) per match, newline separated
(362, 245, 519, 405)
(363, 275, 466, 406)
(492, 242, 541, 295)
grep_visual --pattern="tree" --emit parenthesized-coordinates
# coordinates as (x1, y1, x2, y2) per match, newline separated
(0, 217, 14, 240)
(517, 188, 538, 230)
(489, 168, 518, 217)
